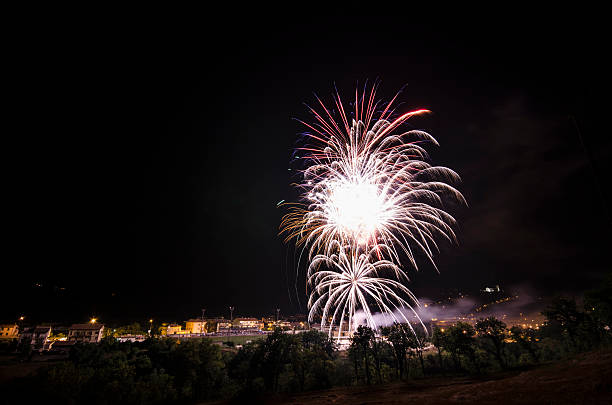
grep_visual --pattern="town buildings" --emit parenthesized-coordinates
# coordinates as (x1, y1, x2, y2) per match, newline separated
(116, 334, 146, 342)
(185, 319, 207, 334)
(1, 312, 310, 348)
(0, 324, 19, 340)
(68, 323, 104, 343)
(233, 317, 262, 330)
(216, 320, 233, 333)
(19, 326, 52, 352)
(165, 324, 184, 335)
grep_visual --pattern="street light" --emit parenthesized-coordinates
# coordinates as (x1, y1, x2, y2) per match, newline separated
(228, 306, 235, 340)
(90, 318, 97, 324)
(149, 319, 153, 336)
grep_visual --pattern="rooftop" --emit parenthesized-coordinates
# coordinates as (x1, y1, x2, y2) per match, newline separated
(52, 341, 76, 347)
(70, 323, 104, 330)
(22, 326, 51, 333)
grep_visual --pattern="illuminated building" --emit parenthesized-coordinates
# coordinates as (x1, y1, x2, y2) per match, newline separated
(68, 323, 105, 343)
(166, 324, 184, 335)
(216, 321, 232, 332)
(233, 317, 262, 329)
(0, 324, 19, 340)
(185, 319, 207, 334)
(116, 334, 146, 342)
(481, 285, 501, 293)
(276, 320, 292, 329)
(19, 326, 52, 352)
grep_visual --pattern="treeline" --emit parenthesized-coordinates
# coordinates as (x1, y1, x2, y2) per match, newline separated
(5, 330, 337, 404)
(348, 289, 611, 383)
(3, 284, 611, 404)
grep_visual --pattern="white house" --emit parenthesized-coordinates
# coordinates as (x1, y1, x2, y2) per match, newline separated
(68, 323, 105, 343)
(19, 326, 52, 352)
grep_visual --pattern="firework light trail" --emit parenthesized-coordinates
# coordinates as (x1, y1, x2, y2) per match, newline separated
(281, 81, 465, 340)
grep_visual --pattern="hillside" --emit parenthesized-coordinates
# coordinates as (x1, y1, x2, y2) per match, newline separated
(217, 349, 612, 404)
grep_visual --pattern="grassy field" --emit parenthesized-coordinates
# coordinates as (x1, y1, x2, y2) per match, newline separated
(204, 334, 266, 345)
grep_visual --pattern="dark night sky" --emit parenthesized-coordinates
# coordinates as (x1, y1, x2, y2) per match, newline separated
(4, 13, 611, 324)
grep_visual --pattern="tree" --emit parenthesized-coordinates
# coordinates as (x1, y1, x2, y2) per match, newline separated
(105, 322, 146, 338)
(509, 326, 539, 363)
(381, 325, 407, 379)
(300, 329, 335, 358)
(205, 322, 217, 333)
(584, 274, 612, 346)
(475, 317, 508, 369)
(431, 326, 447, 370)
(542, 297, 583, 350)
(347, 344, 362, 384)
(259, 329, 295, 391)
(228, 329, 337, 394)
(350, 326, 375, 385)
(299, 330, 336, 389)
(445, 322, 477, 372)
(370, 335, 383, 383)
(145, 338, 227, 401)
(406, 326, 428, 376)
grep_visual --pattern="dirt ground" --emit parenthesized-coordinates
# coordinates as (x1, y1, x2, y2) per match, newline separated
(0, 353, 67, 383)
(215, 349, 612, 405)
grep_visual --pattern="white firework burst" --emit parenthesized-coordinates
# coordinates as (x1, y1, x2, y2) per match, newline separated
(281, 82, 465, 337)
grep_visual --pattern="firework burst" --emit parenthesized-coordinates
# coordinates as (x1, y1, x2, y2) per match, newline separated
(281, 82, 465, 338)
(307, 241, 425, 338)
